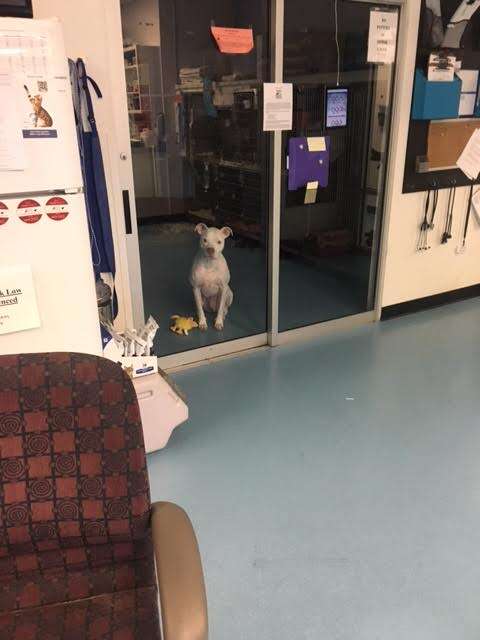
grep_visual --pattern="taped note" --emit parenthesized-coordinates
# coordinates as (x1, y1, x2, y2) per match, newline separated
(211, 26, 254, 54)
(367, 9, 398, 64)
(307, 137, 326, 152)
(304, 181, 318, 204)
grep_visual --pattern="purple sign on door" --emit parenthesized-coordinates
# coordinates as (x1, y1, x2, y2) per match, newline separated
(288, 137, 330, 191)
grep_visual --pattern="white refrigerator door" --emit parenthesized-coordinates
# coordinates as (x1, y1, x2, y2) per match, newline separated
(0, 17, 83, 193)
(0, 192, 101, 355)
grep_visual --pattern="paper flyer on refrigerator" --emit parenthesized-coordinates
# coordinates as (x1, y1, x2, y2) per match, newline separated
(0, 264, 41, 335)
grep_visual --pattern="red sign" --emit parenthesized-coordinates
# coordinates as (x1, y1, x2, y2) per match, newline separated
(46, 196, 69, 221)
(0, 202, 8, 226)
(211, 26, 254, 54)
(18, 199, 42, 224)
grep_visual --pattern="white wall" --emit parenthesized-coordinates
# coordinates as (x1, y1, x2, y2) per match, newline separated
(379, 0, 480, 307)
(33, 0, 135, 330)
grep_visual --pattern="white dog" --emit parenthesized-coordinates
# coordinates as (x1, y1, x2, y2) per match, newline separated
(190, 223, 233, 331)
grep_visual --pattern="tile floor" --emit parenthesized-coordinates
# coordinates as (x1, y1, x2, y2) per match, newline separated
(147, 299, 480, 639)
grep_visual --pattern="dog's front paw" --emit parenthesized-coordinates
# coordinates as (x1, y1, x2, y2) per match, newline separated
(214, 318, 224, 331)
(199, 319, 208, 331)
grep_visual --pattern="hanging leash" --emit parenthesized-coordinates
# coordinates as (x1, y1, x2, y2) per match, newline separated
(428, 185, 439, 230)
(456, 182, 474, 253)
(441, 183, 456, 244)
(418, 185, 438, 251)
(418, 189, 431, 251)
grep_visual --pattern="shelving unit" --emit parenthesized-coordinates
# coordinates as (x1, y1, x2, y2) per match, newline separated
(123, 44, 161, 141)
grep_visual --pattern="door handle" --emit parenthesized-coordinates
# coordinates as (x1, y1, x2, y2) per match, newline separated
(122, 189, 132, 235)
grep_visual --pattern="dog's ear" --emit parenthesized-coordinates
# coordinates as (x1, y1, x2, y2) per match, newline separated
(195, 223, 208, 236)
(220, 226, 233, 238)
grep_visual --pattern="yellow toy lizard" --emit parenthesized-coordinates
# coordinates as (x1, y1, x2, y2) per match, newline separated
(170, 315, 199, 336)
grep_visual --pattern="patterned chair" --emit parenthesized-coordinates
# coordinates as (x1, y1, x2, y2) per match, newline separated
(0, 353, 207, 640)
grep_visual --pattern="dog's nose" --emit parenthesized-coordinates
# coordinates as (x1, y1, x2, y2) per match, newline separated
(207, 247, 215, 256)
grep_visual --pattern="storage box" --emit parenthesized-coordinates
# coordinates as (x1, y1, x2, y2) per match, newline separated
(412, 69, 461, 120)
(132, 371, 188, 453)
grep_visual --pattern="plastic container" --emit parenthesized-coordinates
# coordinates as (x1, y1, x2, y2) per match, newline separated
(132, 371, 188, 453)
(412, 69, 461, 120)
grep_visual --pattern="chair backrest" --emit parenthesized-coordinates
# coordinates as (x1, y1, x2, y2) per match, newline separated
(0, 353, 151, 556)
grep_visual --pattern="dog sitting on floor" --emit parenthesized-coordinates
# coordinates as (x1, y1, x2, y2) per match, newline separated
(190, 223, 233, 331)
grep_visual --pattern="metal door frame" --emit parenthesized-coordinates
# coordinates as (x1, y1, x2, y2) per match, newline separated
(110, 0, 406, 370)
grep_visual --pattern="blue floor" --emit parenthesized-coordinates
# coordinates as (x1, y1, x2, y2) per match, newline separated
(147, 299, 480, 639)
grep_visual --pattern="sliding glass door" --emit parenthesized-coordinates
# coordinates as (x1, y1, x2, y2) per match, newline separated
(114, 0, 400, 365)
(119, 0, 270, 361)
(279, 0, 399, 332)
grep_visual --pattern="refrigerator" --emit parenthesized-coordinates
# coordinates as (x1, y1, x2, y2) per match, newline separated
(0, 17, 101, 355)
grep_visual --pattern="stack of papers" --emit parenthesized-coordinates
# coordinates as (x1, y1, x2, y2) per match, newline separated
(178, 67, 205, 87)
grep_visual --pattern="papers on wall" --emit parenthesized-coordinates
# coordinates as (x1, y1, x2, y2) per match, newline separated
(456, 69, 479, 116)
(263, 83, 293, 132)
(0, 264, 40, 335)
(456, 128, 480, 179)
(472, 188, 480, 218)
(457, 69, 479, 93)
(367, 9, 398, 64)
(211, 26, 254, 54)
(459, 93, 476, 116)
(0, 74, 26, 171)
(427, 53, 456, 82)
(0, 22, 59, 141)
(0, 29, 51, 77)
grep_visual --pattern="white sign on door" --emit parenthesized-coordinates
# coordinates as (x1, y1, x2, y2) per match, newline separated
(0, 264, 40, 335)
(263, 83, 293, 132)
(367, 9, 398, 64)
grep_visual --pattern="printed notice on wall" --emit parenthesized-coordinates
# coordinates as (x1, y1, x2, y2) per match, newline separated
(457, 128, 480, 179)
(0, 25, 59, 140)
(0, 264, 40, 335)
(472, 188, 480, 218)
(263, 83, 293, 132)
(367, 9, 398, 64)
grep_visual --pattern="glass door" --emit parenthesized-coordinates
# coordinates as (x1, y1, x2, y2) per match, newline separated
(279, 0, 399, 333)
(119, 0, 271, 362)
(114, 0, 400, 363)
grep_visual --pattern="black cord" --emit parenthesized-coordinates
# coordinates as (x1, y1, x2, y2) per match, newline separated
(428, 187, 438, 229)
(461, 182, 474, 248)
(442, 187, 452, 244)
(418, 189, 431, 251)
(442, 184, 456, 244)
